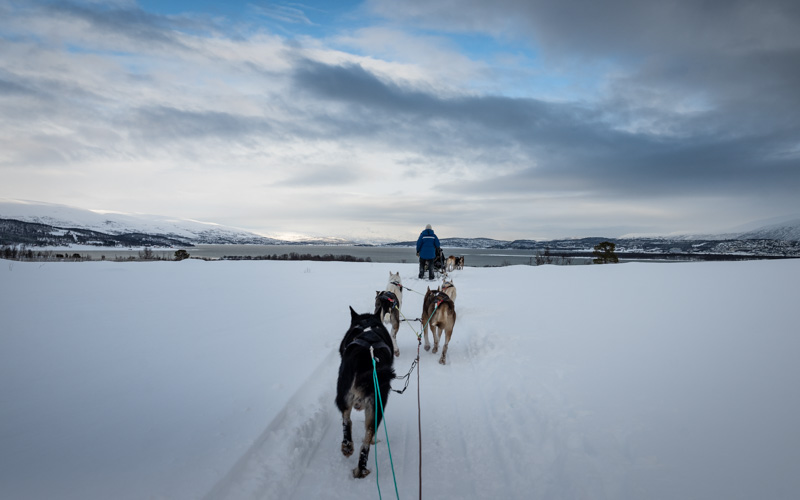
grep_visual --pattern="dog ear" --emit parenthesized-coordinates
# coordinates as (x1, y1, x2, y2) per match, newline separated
(376, 290, 380, 296)
(349, 306, 358, 322)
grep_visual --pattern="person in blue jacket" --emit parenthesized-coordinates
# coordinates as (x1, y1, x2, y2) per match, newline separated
(416, 224, 440, 280)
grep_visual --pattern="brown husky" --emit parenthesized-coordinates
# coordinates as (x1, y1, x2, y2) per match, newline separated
(421, 287, 457, 365)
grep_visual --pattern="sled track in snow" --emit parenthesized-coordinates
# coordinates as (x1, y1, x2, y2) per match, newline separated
(202, 350, 340, 500)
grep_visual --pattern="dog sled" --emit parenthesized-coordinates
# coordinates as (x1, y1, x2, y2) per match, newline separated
(423, 247, 447, 277)
(433, 247, 447, 275)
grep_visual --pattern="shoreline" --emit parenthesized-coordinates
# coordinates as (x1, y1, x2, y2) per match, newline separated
(3, 242, 797, 266)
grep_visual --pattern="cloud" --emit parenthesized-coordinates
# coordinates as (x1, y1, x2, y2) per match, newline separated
(289, 56, 800, 199)
(0, 73, 38, 96)
(250, 4, 315, 26)
(273, 163, 366, 187)
(369, 1, 800, 125)
(39, 0, 201, 49)
(288, 58, 589, 157)
(129, 106, 273, 142)
(368, 0, 800, 56)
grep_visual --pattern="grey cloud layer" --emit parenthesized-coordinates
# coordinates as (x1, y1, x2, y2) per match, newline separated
(42, 0, 203, 49)
(369, 1, 800, 133)
(2, 0, 798, 238)
(290, 58, 800, 199)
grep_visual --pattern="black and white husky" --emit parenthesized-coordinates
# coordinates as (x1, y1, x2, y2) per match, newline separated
(336, 307, 396, 478)
(375, 271, 403, 356)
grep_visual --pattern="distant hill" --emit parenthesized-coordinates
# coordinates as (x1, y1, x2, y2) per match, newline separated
(383, 224, 800, 258)
(384, 235, 800, 257)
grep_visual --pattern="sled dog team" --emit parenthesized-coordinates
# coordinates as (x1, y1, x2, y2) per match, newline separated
(336, 269, 460, 478)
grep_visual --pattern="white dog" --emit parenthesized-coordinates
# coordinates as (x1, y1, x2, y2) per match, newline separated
(386, 271, 403, 311)
(439, 278, 457, 302)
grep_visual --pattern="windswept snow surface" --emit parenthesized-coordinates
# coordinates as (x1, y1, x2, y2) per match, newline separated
(1, 259, 799, 500)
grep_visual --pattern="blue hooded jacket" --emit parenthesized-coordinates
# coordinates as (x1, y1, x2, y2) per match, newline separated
(416, 228, 440, 260)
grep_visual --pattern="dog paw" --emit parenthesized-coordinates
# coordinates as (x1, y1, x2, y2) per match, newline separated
(394, 350, 400, 357)
(432, 346, 438, 353)
(424, 345, 430, 351)
(341, 441, 354, 457)
(353, 467, 371, 479)
(439, 356, 446, 365)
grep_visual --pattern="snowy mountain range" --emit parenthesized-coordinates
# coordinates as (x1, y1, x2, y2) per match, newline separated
(2, 199, 800, 256)
(737, 219, 800, 241)
(0, 199, 279, 246)
(0, 199, 359, 247)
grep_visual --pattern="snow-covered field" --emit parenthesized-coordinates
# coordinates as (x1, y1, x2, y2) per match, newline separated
(1, 258, 798, 500)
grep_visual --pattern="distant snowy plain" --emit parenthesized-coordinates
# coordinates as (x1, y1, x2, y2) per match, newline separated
(1, 258, 799, 499)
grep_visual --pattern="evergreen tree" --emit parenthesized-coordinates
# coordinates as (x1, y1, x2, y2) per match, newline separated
(593, 241, 619, 264)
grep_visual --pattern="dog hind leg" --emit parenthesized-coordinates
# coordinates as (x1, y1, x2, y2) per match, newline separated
(341, 407, 354, 457)
(422, 315, 431, 351)
(391, 312, 400, 356)
(439, 327, 452, 365)
(353, 402, 376, 478)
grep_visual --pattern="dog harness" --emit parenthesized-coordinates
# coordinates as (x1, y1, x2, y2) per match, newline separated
(377, 290, 399, 309)
(430, 291, 451, 307)
(344, 327, 392, 361)
(346, 334, 392, 362)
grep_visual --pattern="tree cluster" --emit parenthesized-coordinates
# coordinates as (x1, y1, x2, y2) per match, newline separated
(222, 252, 371, 262)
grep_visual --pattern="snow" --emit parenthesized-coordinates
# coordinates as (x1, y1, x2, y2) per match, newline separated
(1, 258, 799, 500)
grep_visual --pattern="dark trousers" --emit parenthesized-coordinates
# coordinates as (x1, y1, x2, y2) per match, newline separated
(419, 258, 434, 279)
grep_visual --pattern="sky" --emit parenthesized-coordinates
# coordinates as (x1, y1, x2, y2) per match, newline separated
(1, 0, 799, 241)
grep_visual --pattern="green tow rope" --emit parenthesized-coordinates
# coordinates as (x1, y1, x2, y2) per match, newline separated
(371, 347, 400, 499)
